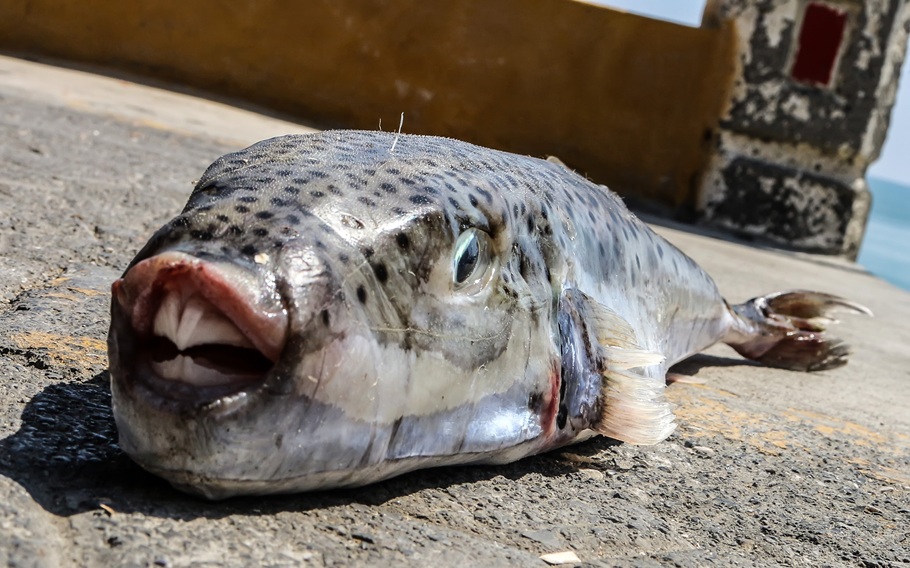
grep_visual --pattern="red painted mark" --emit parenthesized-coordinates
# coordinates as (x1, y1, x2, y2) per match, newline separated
(791, 3, 848, 86)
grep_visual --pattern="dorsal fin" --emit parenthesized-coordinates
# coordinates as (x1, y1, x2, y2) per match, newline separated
(546, 155, 569, 168)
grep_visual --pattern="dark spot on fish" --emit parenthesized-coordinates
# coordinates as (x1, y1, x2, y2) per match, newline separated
(356, 285, 368, 304)
(216, 214, 230, 223)
(387, 167, 401, 175)
(380, 182, 396, 194)
(255, 211, 274, 220)
(309, 170, 329, 179)
(468, 194, 479, 207)
(253, 228, 269, 237)
(527, 215, 535, 233)
(410, 194, 432, 205)
(373, 263, 389, 283)
(357, 196, 376, 207)
(276, 169, 293, 177)
(310, 190, 325, 198)
(519, 253, 533, 280)
(475, 187, 493, 204)
(321, 310, 330, 326)
(396, 233, 410, 249)
(635, 255, 641, 270)
(362, 246, 374, 259)
(339, 252, 350, 263)
(270, 197, 288, 207)
(284, 186, 300, 195)
(448, 197, 462, 210)
(189, 230, 214, 241)
(228, 225, 243, 235)
(400, 177, 416, 186)
(241, 245, 257, 256)
(235, 205, 250, 213)
(239, 196, 258, 203)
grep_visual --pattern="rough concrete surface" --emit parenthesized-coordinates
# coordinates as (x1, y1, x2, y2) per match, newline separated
(1, 56, 908, 567)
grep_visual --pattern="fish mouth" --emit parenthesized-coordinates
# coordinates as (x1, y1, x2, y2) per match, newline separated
(111, 251, 288, 406)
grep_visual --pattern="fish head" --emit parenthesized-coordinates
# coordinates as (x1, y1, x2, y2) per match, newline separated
(109, 132, 565, 497)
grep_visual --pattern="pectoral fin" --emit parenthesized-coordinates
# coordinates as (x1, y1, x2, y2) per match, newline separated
(595, 366, 677, 445)
(560, 290, 676, 445)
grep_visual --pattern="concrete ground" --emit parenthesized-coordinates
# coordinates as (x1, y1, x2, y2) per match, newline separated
(0, 55, 908, 567)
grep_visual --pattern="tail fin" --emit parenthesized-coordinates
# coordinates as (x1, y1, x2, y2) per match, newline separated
(725, 291, 872, 372)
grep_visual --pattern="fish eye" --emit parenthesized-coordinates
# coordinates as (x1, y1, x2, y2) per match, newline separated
(452, 228, 491, 290)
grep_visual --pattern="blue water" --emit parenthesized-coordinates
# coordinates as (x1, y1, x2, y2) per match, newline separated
(857, 177, 910, 291)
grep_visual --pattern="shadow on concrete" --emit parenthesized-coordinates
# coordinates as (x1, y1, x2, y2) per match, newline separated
(668, 353, 761, 377)
(0, 373, 624, 521)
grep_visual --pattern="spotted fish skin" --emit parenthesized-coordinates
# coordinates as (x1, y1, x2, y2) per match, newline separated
(109, 131, 869, 498)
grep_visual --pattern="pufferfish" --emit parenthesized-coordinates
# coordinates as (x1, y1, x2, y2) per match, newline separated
(108, 131, 870, 498)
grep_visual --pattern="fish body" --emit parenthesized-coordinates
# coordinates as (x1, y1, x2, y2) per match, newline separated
(108, 131, 869, 498)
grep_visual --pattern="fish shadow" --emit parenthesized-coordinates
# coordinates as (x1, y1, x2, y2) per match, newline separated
(668, 353, 761, 378)
(0, 373, 624, 521)
(0, 372, 160, 516)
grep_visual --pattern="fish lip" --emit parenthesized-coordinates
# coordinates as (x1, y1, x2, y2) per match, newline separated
(110, 250, 288, 409)
(114, 251, 287, 361)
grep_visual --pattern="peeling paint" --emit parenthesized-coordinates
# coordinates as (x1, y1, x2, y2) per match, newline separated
(9, 331, 108, 367)
(762, 1, 795, 48)
(700, 0, 910, 258)
(669, 384, 907, 467)
(781, 92, 811, 120)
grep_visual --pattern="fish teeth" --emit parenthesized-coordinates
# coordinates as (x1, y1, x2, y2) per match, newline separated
(151, 355, 248, 387)
(153, 292, 254, 351)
